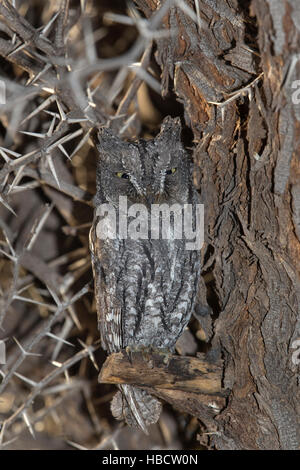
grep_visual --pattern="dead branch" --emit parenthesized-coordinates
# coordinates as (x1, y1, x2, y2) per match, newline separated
(99, 349, 223, 395)
(99, 349, 227, 426)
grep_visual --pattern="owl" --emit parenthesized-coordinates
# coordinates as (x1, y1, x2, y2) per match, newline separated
(89, 116, 201, 433)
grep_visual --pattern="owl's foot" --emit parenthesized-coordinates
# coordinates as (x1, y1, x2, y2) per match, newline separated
(151, 347, 172, 366)
(125, 345, 152, 366)
(124, 345, 172, 367)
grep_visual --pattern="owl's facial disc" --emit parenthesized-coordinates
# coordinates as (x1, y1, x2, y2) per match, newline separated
(96, 119, 189, 206)
(141, 139, 185, 203)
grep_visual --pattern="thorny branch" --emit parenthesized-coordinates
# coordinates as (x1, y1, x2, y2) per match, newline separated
(0, 0, 208, 450)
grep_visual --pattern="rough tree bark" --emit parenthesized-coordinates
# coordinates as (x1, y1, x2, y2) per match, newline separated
(134, 0, 300, 450)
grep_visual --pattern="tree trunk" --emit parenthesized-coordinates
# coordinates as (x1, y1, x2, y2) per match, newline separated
(134, 0, 300, 450)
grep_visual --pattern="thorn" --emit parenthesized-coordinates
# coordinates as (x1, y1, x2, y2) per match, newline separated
(42, 379, 82, 395)
(13, 295, 55, 310)
(13, 337, 42, 358)
(46, 332, 74, 347)
(46, 286, 60, 306)
(66, 305, 82, 330)
(0, 148, 11, 163)
(174, 0, 198, 24)
(16, 283, 34, 295)
(0, 436, 19, 449)
(207, 73, 264, 107)
(70, 128, 92, 158)
(127, 2, 142, 21)
(119, 113, 137, 135)
(46, 152, 60, 188)
(221, 106, 225, 125)
(0, 147, 22, 158)
(80, 0, 86, 13)
(103, 12, 135, 26)
(111, 438, 119, 451)
(19, 131, 46, 138)
(107, 66, 128, 105)
(51, 316, 74, 361)
(10, 149, 36, 168)
(87, 71, 103, 90)
(41, 10, 60, 36)
(1, 228, 15, 257)
(10, 181, 40, 194)
(27, 63, 52, 86)
(83, 16, 97, 64)
(67, 117, 89, 124)
(47, 129, 83, 152)
(14, 372, 38, 387)
(43, 110, 60, 119)
(21, 94, 56, 124)
(26, 202, 54, 251)
(22, 412, 35, 439)
(7, 41, 27, 57)
(128, 64, 161, 93)
(41, 86, 55, 94)
(66, 440, 88, 450)
(0, 195, 17, 216)
(64, 369, 70, 383)
(87, 82, 101, 100)
(55, 98, 67, 121)
(194, 0, 202, 33)
(50, 360, 63, 368)
(85, 100, 96, 109)
(0, 248, 16, 262)
(47, 114, 57, 137)
(86, 87, 94, 104)
(77, 339, 99, 371)
(58, 144, 70, 160)
(7, 164, 26, 195)
(125, 2, 174, 39)
(0, 421, 6, 446)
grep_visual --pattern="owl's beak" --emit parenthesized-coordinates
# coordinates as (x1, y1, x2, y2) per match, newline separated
(146, 196, 155, 206)
(144, 187, 158, 206)
(145, 185, 154, 207)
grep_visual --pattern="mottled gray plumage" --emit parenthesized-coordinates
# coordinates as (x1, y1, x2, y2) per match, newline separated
(89, 116, 201, 433)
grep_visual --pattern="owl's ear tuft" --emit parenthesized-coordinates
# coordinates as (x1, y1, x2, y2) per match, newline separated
(97, 126, 113, 139)
(95, 127, 123, 155)
(157, 116, 182, 144)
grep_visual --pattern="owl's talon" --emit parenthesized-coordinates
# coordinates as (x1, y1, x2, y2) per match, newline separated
(162, 351, 172, 366)
(151, 347, 172, 366)
(124, 345, 154, 367)
(125, 346, 133, 365)
(140, 346, 151, 364)
(125, 345, 147, 364)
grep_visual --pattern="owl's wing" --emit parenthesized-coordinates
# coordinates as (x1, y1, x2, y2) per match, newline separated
(89, 218, 163, 432)
(161, 243, 201, 342)
(89, 216, 122, 353)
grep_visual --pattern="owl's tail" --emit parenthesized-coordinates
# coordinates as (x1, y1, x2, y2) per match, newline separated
(111, 384, 162, 434)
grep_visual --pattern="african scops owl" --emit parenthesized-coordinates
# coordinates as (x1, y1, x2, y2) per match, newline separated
(89, 116, 201, 433)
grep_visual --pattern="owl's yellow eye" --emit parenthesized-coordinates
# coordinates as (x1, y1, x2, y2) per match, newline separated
(166, 168, 177, 175)
(115, 172, 129, 179)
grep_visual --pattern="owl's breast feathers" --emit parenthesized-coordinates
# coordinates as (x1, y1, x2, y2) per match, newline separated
(90, 216, 201, 353)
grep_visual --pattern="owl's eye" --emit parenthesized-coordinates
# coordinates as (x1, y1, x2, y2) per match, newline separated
(115, 172, 129, 179)
(165, 168, 177, 175)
